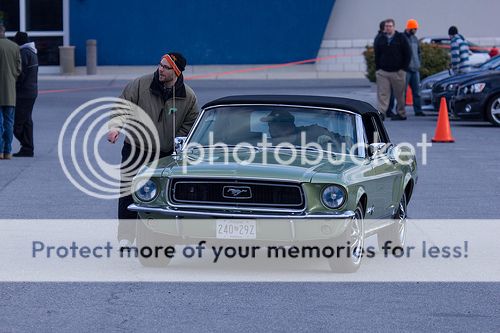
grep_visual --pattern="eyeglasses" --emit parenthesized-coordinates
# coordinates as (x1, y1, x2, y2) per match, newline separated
(159, 63, 173, 70)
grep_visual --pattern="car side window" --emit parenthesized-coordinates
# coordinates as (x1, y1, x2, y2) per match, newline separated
(371, 117, 384, 143)
(363, 115, 386, 144)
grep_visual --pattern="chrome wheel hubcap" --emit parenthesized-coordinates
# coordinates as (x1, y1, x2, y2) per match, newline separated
(491, 98, 500, 124)
(350, 209, 364, 265)
(397, 197, 407, 245)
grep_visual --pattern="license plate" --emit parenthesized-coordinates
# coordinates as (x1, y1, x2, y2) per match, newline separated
(216, 220, 256, 239)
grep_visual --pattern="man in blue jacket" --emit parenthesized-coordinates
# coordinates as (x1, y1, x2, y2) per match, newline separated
(404, 19, 425, 116)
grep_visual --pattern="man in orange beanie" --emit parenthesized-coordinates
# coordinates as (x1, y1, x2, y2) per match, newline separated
(108, 52, 199, 245)
(404, 19, 425, 116)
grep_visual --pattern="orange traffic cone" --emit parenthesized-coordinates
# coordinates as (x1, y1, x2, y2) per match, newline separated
(406, 86, 413, 106)
(432, 97, 455, 143)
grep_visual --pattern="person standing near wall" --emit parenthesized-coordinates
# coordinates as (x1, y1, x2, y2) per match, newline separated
(0, 25, 21, 160)
(13, 31, 38, 157)
(404, 19, 425, 116)
(448, 26, 470, 75)
(374, 19, 411, 121)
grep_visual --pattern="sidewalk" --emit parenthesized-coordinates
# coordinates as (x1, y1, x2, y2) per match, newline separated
(39, 64, 367, 81)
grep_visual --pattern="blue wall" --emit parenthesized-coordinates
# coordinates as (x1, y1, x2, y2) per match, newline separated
(70, 0, 335, 66)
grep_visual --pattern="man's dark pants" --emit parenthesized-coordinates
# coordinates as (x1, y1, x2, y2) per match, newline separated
(14, 98, 36, 154)
(118, 142, 171, 242)
(406, 70, 423, 114)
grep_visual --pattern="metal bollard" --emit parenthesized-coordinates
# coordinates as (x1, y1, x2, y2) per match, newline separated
(58, 46, 75, 74)
(86, 39, 97, 75)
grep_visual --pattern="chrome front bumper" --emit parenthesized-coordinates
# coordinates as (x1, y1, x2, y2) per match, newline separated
(128, 204, 355, 219)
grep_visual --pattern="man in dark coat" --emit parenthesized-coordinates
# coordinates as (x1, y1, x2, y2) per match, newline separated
(374, 20, 395, 118)
(374, 19, 411, 120)
(13, 32, 38, 157)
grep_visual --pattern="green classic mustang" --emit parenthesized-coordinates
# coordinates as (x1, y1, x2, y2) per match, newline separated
(129, 95, 417, 272)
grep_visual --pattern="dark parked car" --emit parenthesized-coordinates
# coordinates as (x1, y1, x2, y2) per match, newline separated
(431, 63, 500, 111)
(452, 71, 500, 126)
(421, 56, 500, 111)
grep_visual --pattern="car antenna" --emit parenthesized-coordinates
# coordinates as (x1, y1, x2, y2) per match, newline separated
(169, 84, 177, 154)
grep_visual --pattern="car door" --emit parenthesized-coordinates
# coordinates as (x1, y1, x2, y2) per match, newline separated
(363, 115, 403, 220)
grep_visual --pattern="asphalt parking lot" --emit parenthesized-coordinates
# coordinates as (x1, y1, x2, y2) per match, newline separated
(0, 79, 499, 331)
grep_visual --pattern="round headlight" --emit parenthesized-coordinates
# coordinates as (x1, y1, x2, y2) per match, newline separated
(422, 80, 435, 90)
(321, 185, 346, 209)
(135, 179, 158, 202)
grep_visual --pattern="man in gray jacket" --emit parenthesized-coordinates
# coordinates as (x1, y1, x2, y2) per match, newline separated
(108, 52, 199, 244)
(0, 25, 21, 160)
(404, 19, 425, 116)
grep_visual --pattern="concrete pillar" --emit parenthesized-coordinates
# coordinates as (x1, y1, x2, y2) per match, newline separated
(59, 46, 75, 74)
(86, 39, 97, 75)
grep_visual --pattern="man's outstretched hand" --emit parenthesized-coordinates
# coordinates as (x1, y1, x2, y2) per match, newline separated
(107, 129, 120, 144)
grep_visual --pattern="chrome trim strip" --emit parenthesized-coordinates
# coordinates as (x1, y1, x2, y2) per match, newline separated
(355, 114, 367, 159)
(129, 204, 355, 219)
(203, 103, 359, 116)
(168, 175, 303, 183)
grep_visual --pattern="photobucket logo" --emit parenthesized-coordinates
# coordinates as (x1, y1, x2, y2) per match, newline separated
(58, 97, 160, 199)
(180, 132, 430, 172)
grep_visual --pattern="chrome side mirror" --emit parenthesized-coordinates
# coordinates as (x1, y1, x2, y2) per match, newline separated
(174, 136, 187, 155)
(368, 143, 387, 158)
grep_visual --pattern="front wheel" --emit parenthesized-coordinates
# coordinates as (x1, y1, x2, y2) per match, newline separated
(328, 203, 365, 273)
(136, 219, 174, 267)
(486, 94, 500, 127)
(378, 192, 407, 251)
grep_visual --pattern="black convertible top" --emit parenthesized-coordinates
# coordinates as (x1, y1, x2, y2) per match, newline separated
(202, 95, 379, 116)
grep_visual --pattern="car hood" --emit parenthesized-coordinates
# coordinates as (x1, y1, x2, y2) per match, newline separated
(422, 70, 452, 85)
(434, 69, 490, 87)
(148, 150, 361, 183)
(457, 71, 500, 85)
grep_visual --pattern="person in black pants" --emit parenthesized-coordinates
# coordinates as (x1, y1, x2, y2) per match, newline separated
(108, 52, 199, 245)
(13, 32, 38, 157)
(117, 142, 172, 240)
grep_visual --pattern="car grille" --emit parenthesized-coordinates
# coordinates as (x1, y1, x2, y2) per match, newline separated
(169, 178, 305, 209)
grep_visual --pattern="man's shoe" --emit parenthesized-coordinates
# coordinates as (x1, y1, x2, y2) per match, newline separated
(13, 151, 34, 157)
(386, 111, 397, 118)
(391, 114, 407, 121)
(415, 112, 426, 117)
(0, 153, 3, 160)
(3, 154, 12, 160)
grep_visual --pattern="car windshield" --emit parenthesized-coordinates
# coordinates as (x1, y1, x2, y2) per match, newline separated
(188, 105, 360, 154)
